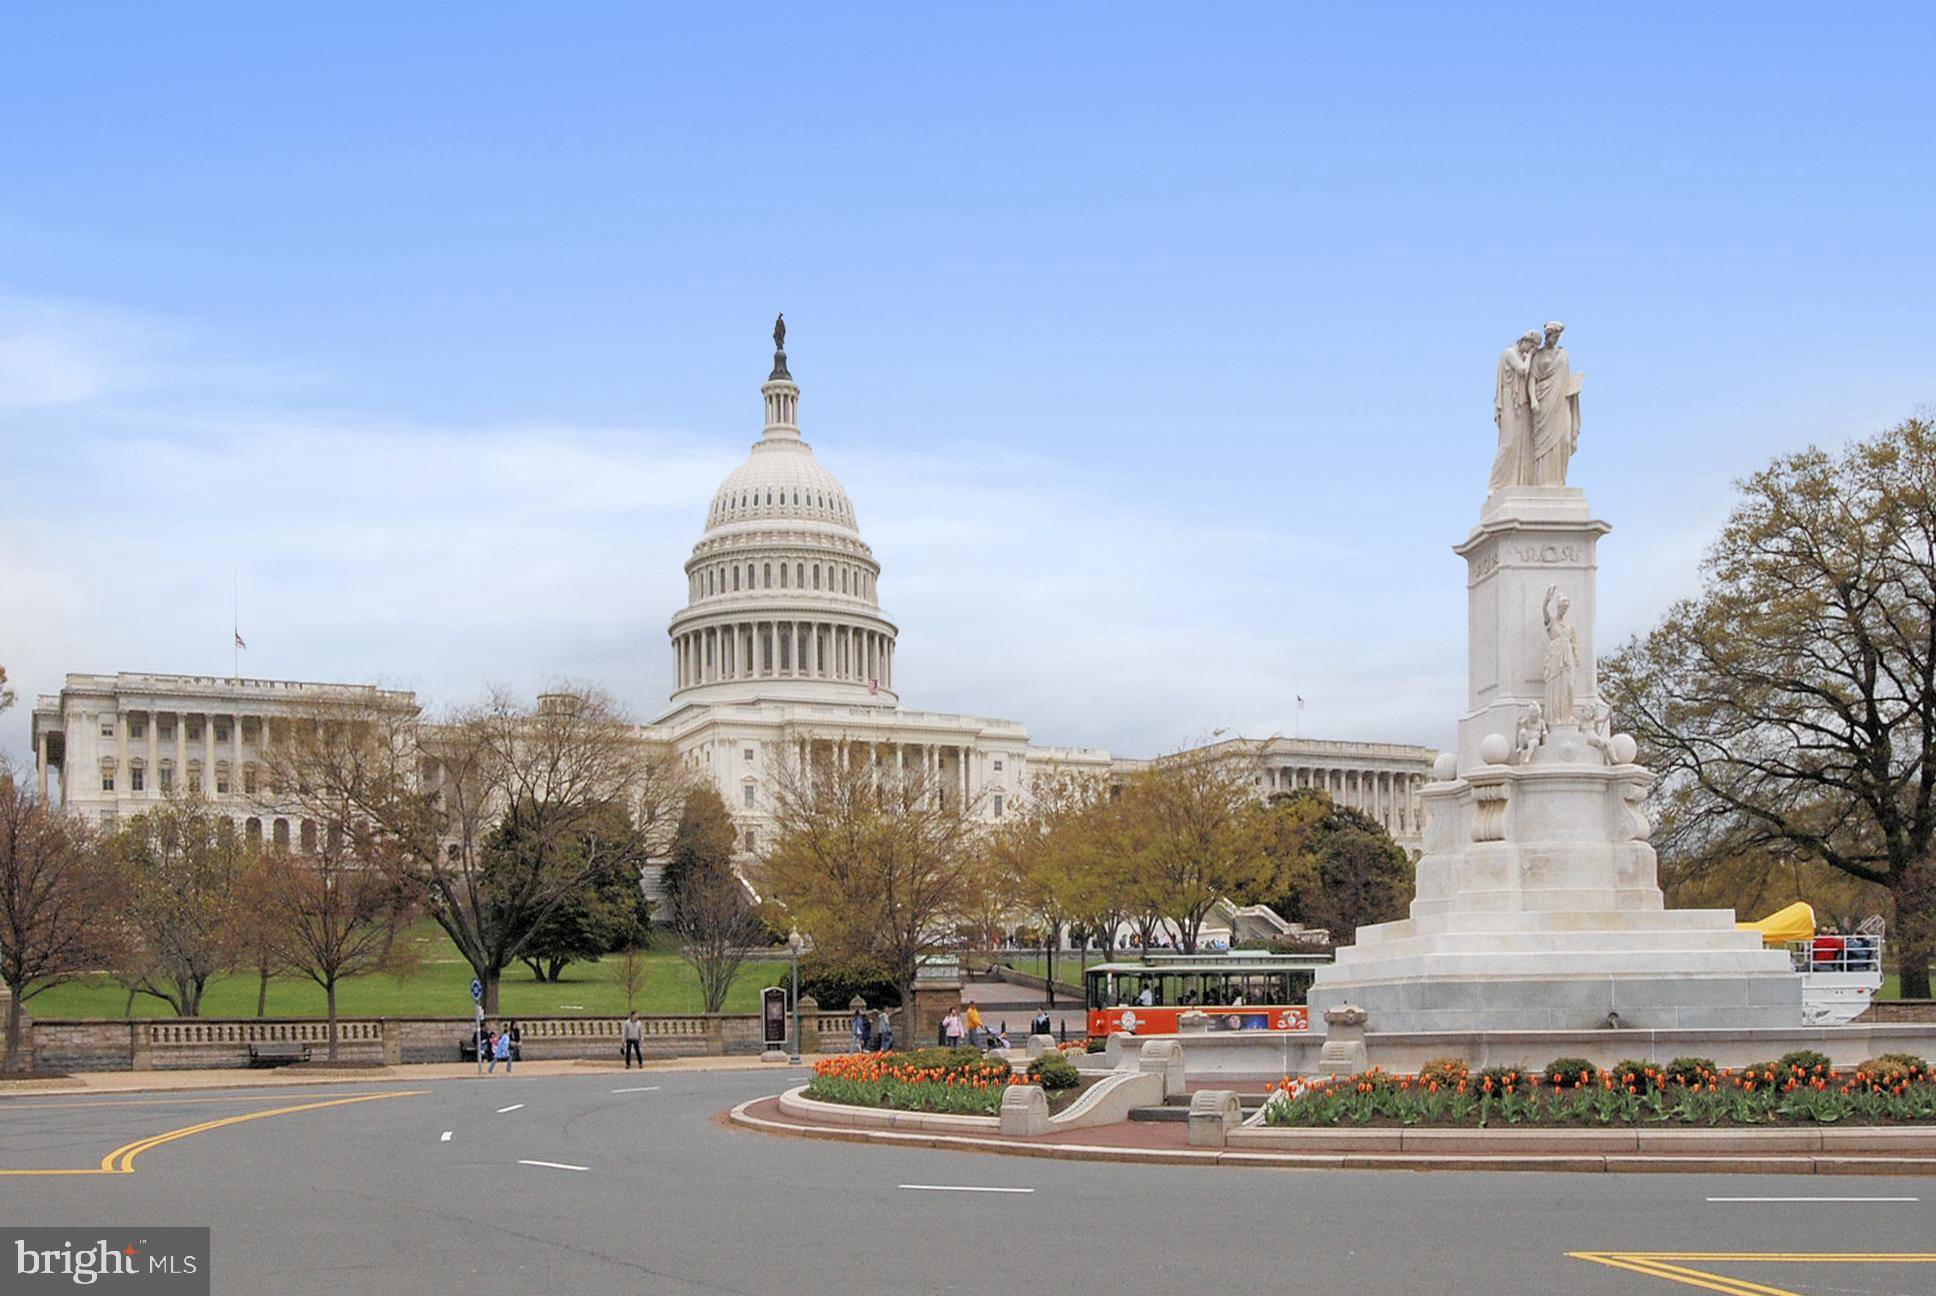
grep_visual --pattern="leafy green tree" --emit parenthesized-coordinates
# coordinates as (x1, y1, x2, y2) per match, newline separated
(1602, 416, 1936, 995)
(1257, 789, 1412, 940)
(490, 808, 651, 983)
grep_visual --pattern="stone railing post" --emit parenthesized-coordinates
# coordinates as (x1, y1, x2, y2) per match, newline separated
(1137, 1039, 1186, 1099)
(797, 995, 819, 1055)
(999, 1083, 1049, 1137)
(129, 1021, 153, 1071)
(1318, 1003, 1369, 1075)
(1188, 1090, 1243, 1148)
(704, 1015, 725, 1056)
(380, 1018, 402, 1066)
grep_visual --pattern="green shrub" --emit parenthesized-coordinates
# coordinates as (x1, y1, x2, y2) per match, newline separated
(1777, 1049, 1833, 1078)
(1664, 1056, 1719, 1087)
(897, 1046, 997, 1078)
(1476, 1064, 1531, 1096)
(1542, 1057, 1598, 1090)
(1084, 1037, 1108, 1054)
(1418, 1057, 1470, 1087)
(1610, 1059, 1657, 1094)
(1027, 1052, 1081, 1092)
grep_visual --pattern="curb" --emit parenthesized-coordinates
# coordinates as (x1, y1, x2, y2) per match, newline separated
(0, 1059, 799, 1101)
(727, 1097, 1936, 1176)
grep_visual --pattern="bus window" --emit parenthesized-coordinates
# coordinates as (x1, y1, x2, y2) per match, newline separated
(1086, 974, 1106, 1011)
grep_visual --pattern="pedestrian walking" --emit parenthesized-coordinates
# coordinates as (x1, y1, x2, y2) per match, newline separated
(852, 1005, 869, 1053)
(622, 1011, 644, 1069)
(944, 1007, 965, 1050)
(506, 1020, 521, 1063)
(875, 1007, 893, 1053)
(964, 1002, 984, 1048)
(490, 1028, 513, 1074)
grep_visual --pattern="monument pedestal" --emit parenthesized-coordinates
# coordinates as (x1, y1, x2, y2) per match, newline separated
(1309, 487, 1802, 1032)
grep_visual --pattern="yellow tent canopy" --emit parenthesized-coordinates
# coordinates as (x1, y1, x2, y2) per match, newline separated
(1737, 901, 1816, 946)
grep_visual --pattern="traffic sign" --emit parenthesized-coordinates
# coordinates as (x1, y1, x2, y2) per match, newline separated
(470, 978, 483, 1004)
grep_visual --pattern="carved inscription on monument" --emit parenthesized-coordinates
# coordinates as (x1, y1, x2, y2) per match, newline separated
(1515, 543, 1580, 564)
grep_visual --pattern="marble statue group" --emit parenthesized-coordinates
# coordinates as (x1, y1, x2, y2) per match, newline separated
(1489, 322, 1583, 492)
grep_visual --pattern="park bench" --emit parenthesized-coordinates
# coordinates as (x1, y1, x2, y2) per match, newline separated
(247, 1041, 310, 1067)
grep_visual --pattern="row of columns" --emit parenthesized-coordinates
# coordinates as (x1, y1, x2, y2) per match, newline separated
(676, 621, 893, 691)
(93, 708, 268, 802)
(786, 735, 974, 806)
(1271, 765, 1425, 835)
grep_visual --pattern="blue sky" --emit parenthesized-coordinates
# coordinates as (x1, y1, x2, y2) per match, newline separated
(2, 4, 1931, 763)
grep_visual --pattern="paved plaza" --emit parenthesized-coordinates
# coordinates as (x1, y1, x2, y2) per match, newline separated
(6, 1067, 1934, 1295)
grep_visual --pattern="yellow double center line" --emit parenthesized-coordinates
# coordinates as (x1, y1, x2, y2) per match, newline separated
(0, 1090, 423, 1177)
(1570, 1251, 1936, 1295)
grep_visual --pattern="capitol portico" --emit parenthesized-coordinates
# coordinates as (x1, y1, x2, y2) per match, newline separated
(30, 322, 1438, 859)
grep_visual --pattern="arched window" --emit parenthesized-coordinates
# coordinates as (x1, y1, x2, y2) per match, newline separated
(301, 820, 317, 852)
(796, 562, 804, 587)
(780, 564, 788, 588)
(813, 566, 821, 589)
(763, 564, 772, 588)
(747, 564, 756, 587)
(273, 818, 290, 846)
(732, 568, 740, 591)
(765, 490, 772, 505)
(842, 569, 850, 593)
(245, 817, 263, 842)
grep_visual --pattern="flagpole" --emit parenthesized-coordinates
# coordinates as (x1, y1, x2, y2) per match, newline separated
(232, 571, 239, 682)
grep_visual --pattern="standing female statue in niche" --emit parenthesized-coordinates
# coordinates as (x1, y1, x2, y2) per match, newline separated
(1489, 329, 1541, 492)
(1542, 584, 1581, 725)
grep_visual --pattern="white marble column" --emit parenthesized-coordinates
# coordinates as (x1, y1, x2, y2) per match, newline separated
(203, 715, 215, 791)
(36, 728, 48, 800)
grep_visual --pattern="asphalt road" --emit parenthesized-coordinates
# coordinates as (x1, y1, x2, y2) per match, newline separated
(4, 1070, 1933, 1296)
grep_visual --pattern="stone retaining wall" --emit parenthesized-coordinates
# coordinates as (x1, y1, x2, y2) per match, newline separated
(15, 1012, 784, 1073)
(1861, 999, 1936, 1024)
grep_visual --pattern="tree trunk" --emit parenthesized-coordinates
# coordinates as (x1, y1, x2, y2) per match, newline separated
(522, 958, 547, 983)
(256, 965, 270, 1017)
(1044, 926, 1056, 1008)
(4, 983, 22, 1073)
(1893, 871, 1935, 999)
(325, 979, 339, 1063)
(546, 958, 567, 983)
(482, 972, 501, 1016)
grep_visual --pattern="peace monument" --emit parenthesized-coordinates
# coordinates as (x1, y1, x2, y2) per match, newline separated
(1307, 325, 1805, 1031)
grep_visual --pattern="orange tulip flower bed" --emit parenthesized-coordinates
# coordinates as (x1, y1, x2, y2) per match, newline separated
(1264, 1051, 1936, 1128)
(805, 1048, 1018, 1116)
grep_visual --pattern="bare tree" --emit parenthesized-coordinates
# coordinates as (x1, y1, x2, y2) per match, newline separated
(262, 686, 686, 1013)
(252, 838, 416, 1061)
(668, 785, 765, 1013)
(110, 789, 252, 1017)
(760, 743, 987, 1034)
(1111, 746, 1271, 952)
(613, 936, 650, 1013)
(0, 763, 125, 1069)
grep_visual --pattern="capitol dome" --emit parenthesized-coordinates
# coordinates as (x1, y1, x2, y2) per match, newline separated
(666, 320, 899, 709)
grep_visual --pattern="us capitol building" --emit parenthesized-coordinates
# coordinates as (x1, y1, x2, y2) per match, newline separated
(29, 325, 1437, 858)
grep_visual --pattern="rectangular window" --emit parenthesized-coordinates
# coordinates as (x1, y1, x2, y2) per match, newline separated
(186, 720, 202, 740)
(216, 773, 230, 794)
(993, 759, 1004, 772)
(101, 773, 115, 792)
(243, 769, 257, 794)
(993, 795, 1004, 817)
(100, 719, 115, 738)
(743, 784, 756, 808)
(159, 767, 174, 792)
(743, 747, 754, 762)
(130, 767, 145, 792)
(214, 721, 231, 742)
(744, 828, 757, 851)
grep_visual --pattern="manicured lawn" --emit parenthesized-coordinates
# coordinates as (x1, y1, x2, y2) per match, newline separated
(29, 926, 789, 1020)
(988, 955, 1088, 992)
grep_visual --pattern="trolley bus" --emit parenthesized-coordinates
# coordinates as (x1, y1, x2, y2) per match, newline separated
(1084, 951, 1331, 1037)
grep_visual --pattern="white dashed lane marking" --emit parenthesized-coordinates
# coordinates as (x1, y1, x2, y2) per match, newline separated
(898, 1185, 1034, 1194)
(519, 1159, 588, 1173)
(439, 1131, 452, 1142)
(611, 1086, 662, 1093)
(496, 1104, 524, 1114)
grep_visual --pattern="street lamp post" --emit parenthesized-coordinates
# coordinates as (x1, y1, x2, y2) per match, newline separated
(787, 927, 804, 1065)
